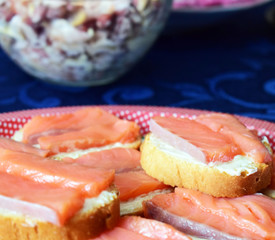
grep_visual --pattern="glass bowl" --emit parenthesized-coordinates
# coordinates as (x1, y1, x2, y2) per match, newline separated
(0, 0, 172, 86)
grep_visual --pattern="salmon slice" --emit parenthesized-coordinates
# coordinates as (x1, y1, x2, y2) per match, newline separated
(0, 171, 83, 226)
(0, 149, 114, 198)
(64, 148, 141, 172)
(146, 188, 275, 240)
(37, 115, 140, 155)
(95, 226, 153, 240)
(94, 216, 191, 240)
(0, 136, 49, 157)
(114, 170, 168, 201)
(150, 116, 242, 163)
(21, 107, 140, 150)
(196, 113, 272, 163)
(118, 216, 191, 240)
(21, 107, 118, 144)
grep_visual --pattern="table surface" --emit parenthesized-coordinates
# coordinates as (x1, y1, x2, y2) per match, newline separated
(1, 2, 275, 123)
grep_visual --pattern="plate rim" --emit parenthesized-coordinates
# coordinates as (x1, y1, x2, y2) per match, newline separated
(0, 105, 274, 133)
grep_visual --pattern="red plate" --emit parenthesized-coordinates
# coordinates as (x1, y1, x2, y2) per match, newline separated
(0, 105, 274, 151)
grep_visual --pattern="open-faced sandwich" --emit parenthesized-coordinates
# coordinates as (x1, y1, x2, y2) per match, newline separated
(0, 138, 119, 240)
(141, 113, 273, 197)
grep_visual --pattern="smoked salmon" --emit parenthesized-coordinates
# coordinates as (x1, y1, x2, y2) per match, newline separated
(150, 116, 242, 163)
(21, 107, 119, 144)
(0, 136, 49, 157)
(63, 147, 167, 202)
(0, 149, 114, 198)
(144, 188, 275, 240)
(19, 107, 140, 155)
(63, 148, 141, 172)
(150, 113, 272, 164)
(118, 216, 191, 240)
(114, 170, 168, 201)
(0, 171, 83, 226)
(94, 216, 191, 240)
(195, 113, 272, 163)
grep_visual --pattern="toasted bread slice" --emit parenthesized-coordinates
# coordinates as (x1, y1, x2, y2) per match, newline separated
(0, 187, 119, 240)
(141, 133, 272, 198)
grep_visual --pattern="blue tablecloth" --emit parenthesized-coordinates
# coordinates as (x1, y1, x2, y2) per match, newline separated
(1, 2, 275, 122)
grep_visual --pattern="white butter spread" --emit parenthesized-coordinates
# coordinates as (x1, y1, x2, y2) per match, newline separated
(150, 134, 258, 176)
(52, 141, 137, 160)
(79, 190, 117, 214)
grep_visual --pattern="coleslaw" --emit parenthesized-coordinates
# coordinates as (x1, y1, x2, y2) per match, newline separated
(0, 0, 171, 86)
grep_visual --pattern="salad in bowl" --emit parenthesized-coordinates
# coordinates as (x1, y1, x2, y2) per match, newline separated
(0, 0, 171, 86)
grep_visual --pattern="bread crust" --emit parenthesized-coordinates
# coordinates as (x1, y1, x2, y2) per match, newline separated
(141, 134, 273, 198)
(0, 188, 120, 240)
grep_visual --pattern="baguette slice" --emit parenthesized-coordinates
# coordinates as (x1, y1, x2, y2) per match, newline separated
(141, 133, 272, 198)
(0, 186, 119, 240)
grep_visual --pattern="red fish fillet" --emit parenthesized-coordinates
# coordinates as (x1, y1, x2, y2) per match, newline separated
(37, 115, 140, 155)
(21, 107, 118, 144)
(145, 187, 275, 240)
(95, 226, 153, 240)
(64, 148, 141, 172)
(0, 136, 49, 157)
(114, 170, 168, 201)
(151, 116, 242, 163)
(118, 216, 191, 240)
(0, 149, 114, 198)
(21, 108, 140, 155)
(195, 113, 272, 163)
(0, 171, 83, 226)
(94, 216, 191, 240)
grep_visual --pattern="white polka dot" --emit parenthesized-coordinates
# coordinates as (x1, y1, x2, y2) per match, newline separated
(0, 129, 2, 133)
(127, 116, 132, 120)
(9, 130, 13, 134)
(4, 129, 8, 134)
(3, 123, 7, 127)
(160, 112, 165, 117)
(149, 112, 153, 117)
(13, 124, 17, 129)
(139, 117, 144, 122)
(142, 123, 146, 127)
(8, 123, 12, 128)
(120, 111, 125, 116)
(173, 113, 178, 117)
(137, 111, 141, 116)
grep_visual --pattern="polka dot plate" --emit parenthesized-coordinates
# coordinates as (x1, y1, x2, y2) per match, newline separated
(0, 105, 274, 151)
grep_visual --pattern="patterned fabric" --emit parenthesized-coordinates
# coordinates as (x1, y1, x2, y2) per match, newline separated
(0, 5, 274, 122)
